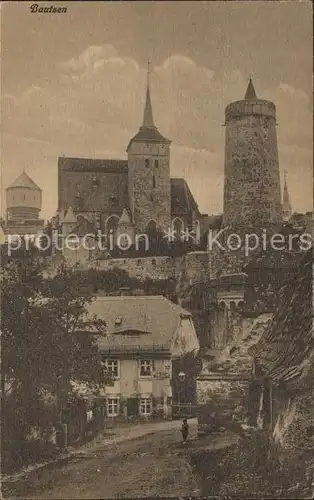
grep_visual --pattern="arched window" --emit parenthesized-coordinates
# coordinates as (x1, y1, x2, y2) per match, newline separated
(152, 175, 156, 189)
(105, 215, 119, 249)
(146, 220, 158, 250)
(172, 218, 184, 241)
(146, 220, 157, 235)
(230, 301, 236, 315)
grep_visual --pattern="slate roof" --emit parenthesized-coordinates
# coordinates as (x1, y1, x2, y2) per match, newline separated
(249, 249, 313, 384)
(126, 126, 171, 151)
(171, 178, 199, 215)
(244, 78, 257, 100)
(81, 295, 192, 353)
(7, 170, 41, 191)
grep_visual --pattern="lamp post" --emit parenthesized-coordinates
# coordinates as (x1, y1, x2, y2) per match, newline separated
(178, 371, 186, 418)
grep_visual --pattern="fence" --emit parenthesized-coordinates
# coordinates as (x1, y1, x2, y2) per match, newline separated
(171, 403, 198, 419)
(60, 399, 106, 447)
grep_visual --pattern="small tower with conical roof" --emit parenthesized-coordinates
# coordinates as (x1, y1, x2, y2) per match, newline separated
(127, 62, 171, 233)
(282, 171, 292, 222)
(223, 78, 282, 228)
(6, 170, 42, 222)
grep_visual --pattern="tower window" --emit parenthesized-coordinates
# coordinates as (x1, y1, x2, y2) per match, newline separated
(152, 176, 156, 189)
(154, 159, 158, 168)
(145, 158, 149, 168)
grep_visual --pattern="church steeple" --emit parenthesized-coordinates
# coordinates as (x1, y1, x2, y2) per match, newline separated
(126, 61, 170, 152)
(244, 77, 257, 100)
(142, 61, 155, 129)
(282, 171, 292, 221)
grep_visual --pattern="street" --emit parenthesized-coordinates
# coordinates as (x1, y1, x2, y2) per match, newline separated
(5, 419, 238, 499)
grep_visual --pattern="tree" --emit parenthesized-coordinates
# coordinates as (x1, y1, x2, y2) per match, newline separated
(1, 252, 111, 469)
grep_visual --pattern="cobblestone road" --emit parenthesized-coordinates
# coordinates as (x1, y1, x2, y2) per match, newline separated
(5, 419, 237, 499)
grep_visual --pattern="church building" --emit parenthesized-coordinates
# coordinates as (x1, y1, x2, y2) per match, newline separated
(57, 68, 207, 243)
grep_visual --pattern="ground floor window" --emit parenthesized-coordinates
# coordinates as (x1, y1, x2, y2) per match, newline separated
(107, 398, 119, 417)
(139, 398, 152, 415)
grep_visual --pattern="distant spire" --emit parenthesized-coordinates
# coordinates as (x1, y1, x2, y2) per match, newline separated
(282, 170, 292, 221)
(142, 60, 155, 128)
(244, 77, 257, 100)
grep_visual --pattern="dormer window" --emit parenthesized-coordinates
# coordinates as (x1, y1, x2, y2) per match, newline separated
(145, 158, 149, 168)
(114, 317, 122, 326)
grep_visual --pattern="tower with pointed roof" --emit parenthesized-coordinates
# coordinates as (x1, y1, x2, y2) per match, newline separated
(127, 63, 171, 233)
(6, 170, 42, 222)
(282, 171, 292, 222)
(223, 78, 282, 228)
(5, 170, 44, 235)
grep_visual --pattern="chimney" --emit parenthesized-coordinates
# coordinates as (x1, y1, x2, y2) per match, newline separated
(119, 287, 131, 296)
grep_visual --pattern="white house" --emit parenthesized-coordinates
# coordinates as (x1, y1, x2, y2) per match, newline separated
(82, 295, 199, 419)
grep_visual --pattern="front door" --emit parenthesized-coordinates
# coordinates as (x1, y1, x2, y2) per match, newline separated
(127, 397, 139, 416)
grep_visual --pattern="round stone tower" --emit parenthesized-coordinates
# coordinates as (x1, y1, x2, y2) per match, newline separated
(223, 79, 282, 228)
(6, 170, 42, 221)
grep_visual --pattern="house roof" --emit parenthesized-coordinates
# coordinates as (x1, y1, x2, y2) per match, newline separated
(81, 295, 192, 352)
(171, 178, 199, 215)
(7, 170, 41, 191)
(249, 249, 313, 384)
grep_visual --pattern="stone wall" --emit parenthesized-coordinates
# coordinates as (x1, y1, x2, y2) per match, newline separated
(196, 376, 250, 424)
(185, 251, 210, 284)
(58, 157, 128, 217)
(96, 255, 175, 281)
(127, 141, 171, 232)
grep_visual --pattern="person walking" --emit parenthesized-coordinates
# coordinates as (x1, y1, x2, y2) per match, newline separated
(181, 418, 189, 443)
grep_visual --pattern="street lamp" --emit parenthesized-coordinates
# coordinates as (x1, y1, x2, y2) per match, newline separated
(178, 371, 186, 418)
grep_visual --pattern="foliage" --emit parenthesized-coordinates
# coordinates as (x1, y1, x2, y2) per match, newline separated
(172, 350, 202, 404)
(1, 251, 111, 471)
(79, 266, 178, 302)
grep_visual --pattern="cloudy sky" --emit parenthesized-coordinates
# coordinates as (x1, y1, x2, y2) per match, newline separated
(1, 1, 312, 220)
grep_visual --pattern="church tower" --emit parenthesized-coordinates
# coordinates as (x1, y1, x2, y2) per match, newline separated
(223, 78, 282, 228)
(282, 171, 292, 222)
(127, 63, 171, 233)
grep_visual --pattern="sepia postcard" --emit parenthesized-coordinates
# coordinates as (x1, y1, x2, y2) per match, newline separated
(1, 1, 313, 499)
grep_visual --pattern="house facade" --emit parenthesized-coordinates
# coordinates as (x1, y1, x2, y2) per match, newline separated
(83, 295, 200, 419)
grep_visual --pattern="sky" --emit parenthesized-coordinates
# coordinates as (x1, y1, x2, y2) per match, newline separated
(1, 1, 313, 221)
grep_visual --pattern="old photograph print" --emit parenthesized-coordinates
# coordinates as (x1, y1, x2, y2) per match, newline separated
(1, 1, 313, 498)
